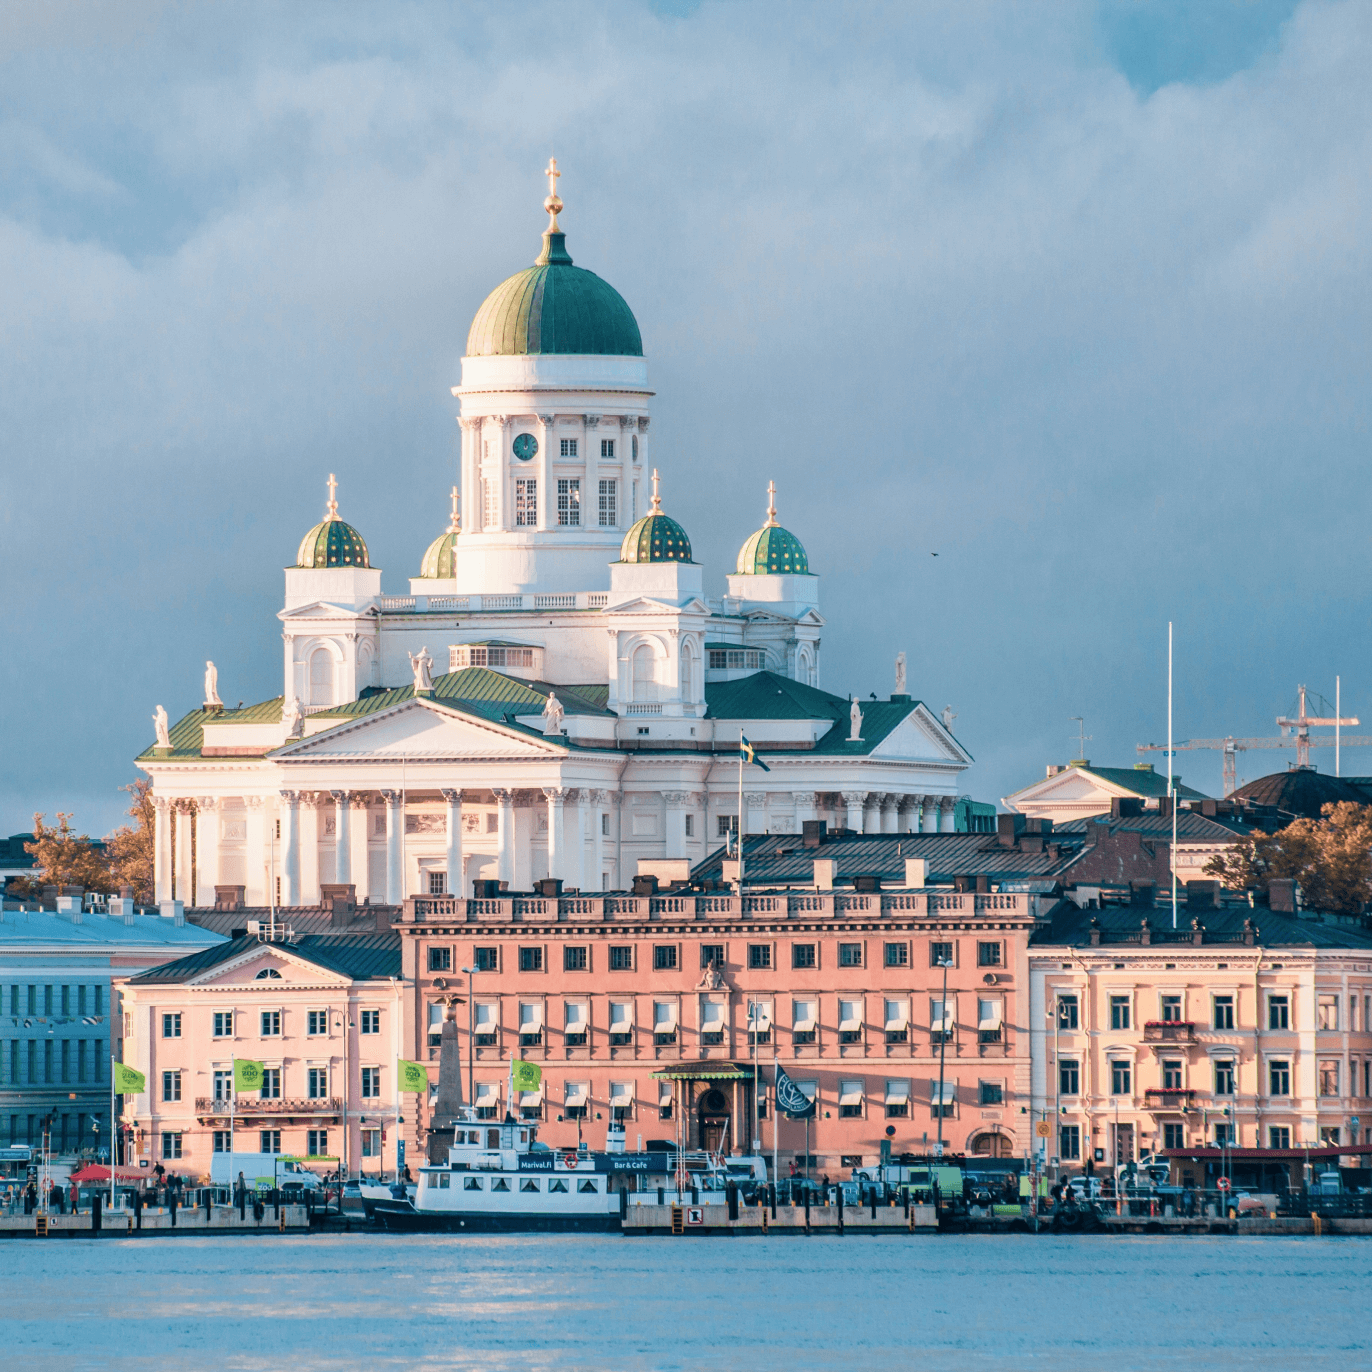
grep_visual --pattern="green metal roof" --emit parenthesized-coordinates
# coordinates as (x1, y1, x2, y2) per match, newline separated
(295, 517, 370, 569)
(1067, 765, 1208, 801)
(736, 523, 810, 576)
(129, 934, 401, 985)
(619, 512, 692, 564)
(418, 529, 457, 579)
(137, 699, 286, 762)
(466, 229, 642, 358)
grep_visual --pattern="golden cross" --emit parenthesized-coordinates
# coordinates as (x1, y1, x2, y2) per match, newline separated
(449, 485, 461, 532)
(766, 480, 777, 526)
(545, 156, 560, 198)
(326, 472, 338, 518)
(651, 467, 662, 512)
(543, 156, 563, 230)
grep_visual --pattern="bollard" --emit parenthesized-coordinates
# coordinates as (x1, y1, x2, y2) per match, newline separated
(803, 1186, 811, 1235)
(657, 1185, 664, 1206)
(870, 1186, 877, 1220)
(690, 1184, 698, 1206)
(619, 1187, 629, 1221)
(903, 1188, 909, 1219)
(770, 1183, 777, 1221)
(134, 1192, 142, 1231)
(727, 1182, 739, 1221)
(170, 1194, 177, 1228)
(239, 1187, 246, 1222)
(837, 1193, 844, 1234)
(92, 1194, 102, 1234)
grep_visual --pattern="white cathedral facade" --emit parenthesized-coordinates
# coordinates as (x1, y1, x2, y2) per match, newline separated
(142, 167, 971, 908)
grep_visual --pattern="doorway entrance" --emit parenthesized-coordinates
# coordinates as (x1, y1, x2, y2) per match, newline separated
(697, 1088, 732, 1153)
(969, 1131, 1012, 1158)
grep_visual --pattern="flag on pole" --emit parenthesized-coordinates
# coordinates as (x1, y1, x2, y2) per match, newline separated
(511, 1060, 542, 1093)
(112, 1063, 145, 1095)
(397, 1059, 429, 1093)
(233, 1059, 265, 1093)
(774, 1063, 814, 1119)
(740, 735, 771, 772)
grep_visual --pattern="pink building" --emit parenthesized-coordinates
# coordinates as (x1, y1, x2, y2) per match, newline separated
(115, 933, 403, 1179)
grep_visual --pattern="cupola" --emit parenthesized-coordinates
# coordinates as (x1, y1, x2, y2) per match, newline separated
(294, 474, 370, 569)
(619, 469, 693, 564)
(736, 481, 810, 576)
(418, 487, 461, 580)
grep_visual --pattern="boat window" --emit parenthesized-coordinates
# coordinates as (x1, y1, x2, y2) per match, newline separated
(549, 1179, 568, 1193)
(520, 1179, 540, 1193)
(487, 1129, 501, 1149)
(492, 1178, 510, 1192)
(578, 1179, 599, 1194)
(463, 1177, 483, 1191)
(438, 1174, 451, 1189)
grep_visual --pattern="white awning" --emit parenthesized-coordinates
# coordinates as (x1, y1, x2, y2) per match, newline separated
(884, 998, 910, 1032)
(564, 1081, 589, 1106)
(428, 1002, 445, 1029)
(474, 1081, 499, 1104)
(838, 1080, 863, 1106)
(609, 1082, 632, 1107)
(519, 1001, 543, 1031)
(978, 998, 1003, 1029)
(796, 1079, 817, 1102)
(474, 1001, 497, 1029)
(792, 999, 817, 1031)
(930, 998, 954, 1032)
(930, 1081, 956, 1105)
(701, 1000, 726, 1029)
(518, 1086, 544, 1105)
(654, 1000, 678, 1029)
(564, 1001, 588, 1030)
(609, 1001, 634, 1029)
(658, 1081, 674, 1106)
(838, 999, 862, 1032)
(746, 1000, 773, 1031)
(885, 1079, 910, 1104)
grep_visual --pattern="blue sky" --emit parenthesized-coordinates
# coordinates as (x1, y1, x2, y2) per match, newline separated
(2, 0, 1369, 836)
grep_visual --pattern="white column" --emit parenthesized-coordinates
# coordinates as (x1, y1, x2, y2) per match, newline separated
(244, 797, 267, 906)
(939, 797, 956, 833)
(567, 789, 587, 892)
(460, 417, 480, 535)
(172, 803, 192, 904)
(493, 789, 515, 889)
(791, 792, 817, 833)
(744, 790, 768, 838)
(350, 799, 372, 903)
(880, 795, 899, 834)
(153, 796, 173, 904)
(536, 414, 555, 530)
(898, 797, 919, 833)
(382, 790, 403, 904)
(921, 795, 939, 833)
(544, 788, 567, 880)
(513, 796, 534, 891)
(636, 417, 649, 514)
(842, 790, 867, 834)
(332, 790, 352, 888)
(280, 790, 301, 907)
(663, 791, 689, 860)
(592, 790, 608, 891)
(442, 788, 465, 897)
(618, 416, 634, 529)
(195, 798, 219, 907)
(299, 794, 321, 906)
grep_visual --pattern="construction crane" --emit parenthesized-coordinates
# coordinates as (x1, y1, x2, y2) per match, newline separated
(1138, 684, 1371, 797)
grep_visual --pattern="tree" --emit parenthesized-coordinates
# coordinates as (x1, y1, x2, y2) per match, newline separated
(105, 778, 155, 906)
(1205, 801, 1372, 913)
(18, 812, 115, 896)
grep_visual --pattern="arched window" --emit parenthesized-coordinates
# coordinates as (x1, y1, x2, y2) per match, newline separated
(679, 641, 695, 703)
(308, 647, 335, 707)
(631, 644, 657, 702)
(255, 968, 282, 980)
(797, 645, 815, 688)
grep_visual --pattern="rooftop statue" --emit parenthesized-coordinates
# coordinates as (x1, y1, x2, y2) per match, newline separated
(409, 646, 434, 694)
(153, 705, 170, 749)
(204, 660, 222, 708)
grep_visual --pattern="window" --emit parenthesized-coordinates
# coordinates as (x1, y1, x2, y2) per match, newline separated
(308, 1067, 329, 1098)
(1110, 1061, 1132, 1095)
(977, 941, 1001, 968)
(260, 1129, 282, 1154)
(1110, 997, 1131, 1031)
(557, 477, 581, 526)
(930, 941, 953, 967)
(361, 1067, 380, 1098)
(564, 946, 587, 972)
(979, 1081, 1003, 1106)
(474, 947, 498, 972)
(884, 997, 909, 1044)
(429, 947, 452, 972)
(839, 1082, 863, 1118)
(213, 1070, 232, 1101)
(307, 1130, 329, 1157)
(307, 1010, 327, 1036)
(1214, 1061, 1235, 1096)
(1056, 995, 1079, 1030)
(598, 479, 617, 527)
(1214, 1123, 1234, 1147)
(162, 1013, 181, 1039)
(1162, 1122, 1185, 1150)
(653, 1001, 677, 1046)
(609, 1002, 633, 1046)
(161, 1132, 182, 1160)
(1268, 995, 1289, 1030)
(884, 942, 908, 968)
(1213, 996, 1234, 1030)
(700, 944, 725, 970)
(977, 999, 1003, 1044)
(601, 438, 615, 459)
(213, 1131, 230, 1154)
(1060, 1125, 1081, 1160)
(792, 943, 816, 969)
(162, 1071, 181, 1103)
(1159, 995, 1181, 1023)
(255, 968, 281, 980)
(609, 1083, 632, 1122)
(1269, 1060, 1290, 1096)
(519, 947, 544, 973)
(259, 1068, 281, 1100)
(515, 478, 536, 526)
(560, 437, 578, 457)
(609, 946, 633, 971)
(258, 1010, 280, 1037)
(885, 1081, 910, 1118)
(838, 1000, 862, 1044)
(930, 997, 953, 1045)
(361, 1129, 381, 1158)
(1318, 995, 1339, 1031)
(707, 649, 765, 670)
(930, 1083, 954, 1118)
(1059, 1059, 1080, 1095)
(1269, 1125, 1291, 1149)
(653, 945, 678, 971)
(1161, 1059, 1182, 1090)
(748, 945, 772, 970)
(601, 813, 610, 837)
(474, 1002, 497, 1046)
(1319, 1060, 1340, 1096)
(838, 943, 863, 968)
(659, 1084, 674, 1120)
(361, 1009, 380, 1035)
(519, 1002, 543, 1047)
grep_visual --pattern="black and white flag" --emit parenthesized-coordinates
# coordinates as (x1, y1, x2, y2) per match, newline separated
(775, 1063, 815, 1119)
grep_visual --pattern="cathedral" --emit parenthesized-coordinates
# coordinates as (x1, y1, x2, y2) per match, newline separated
(141, 164, 971, 907)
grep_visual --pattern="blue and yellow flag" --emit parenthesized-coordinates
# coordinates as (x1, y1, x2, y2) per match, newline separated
(740, 735, 771, 772)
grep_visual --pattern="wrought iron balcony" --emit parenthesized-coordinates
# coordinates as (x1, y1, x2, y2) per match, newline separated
(1143, 1021, 1197, 1043)
(1143, 1087, 1196, 1109)
(195, 1096, 342, 1118)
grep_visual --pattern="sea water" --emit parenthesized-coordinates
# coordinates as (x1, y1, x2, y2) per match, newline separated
(3, 1233, 1366, 1370)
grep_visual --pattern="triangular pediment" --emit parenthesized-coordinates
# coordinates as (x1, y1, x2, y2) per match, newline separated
(190, 944, 352, 988)
(606, 595, 711, 616)
(1008, 769, 1131, 807)
(274, 697, 565, 762)
(278, 600, 370, 621)
(870, 706, 972, 764)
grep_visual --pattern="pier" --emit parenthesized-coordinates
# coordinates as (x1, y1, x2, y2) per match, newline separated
(0, 1203, 311, 1238)
(623, 1202, 939, 1236)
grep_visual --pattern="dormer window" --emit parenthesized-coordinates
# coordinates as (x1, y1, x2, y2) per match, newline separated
(708, 648, 764, 670)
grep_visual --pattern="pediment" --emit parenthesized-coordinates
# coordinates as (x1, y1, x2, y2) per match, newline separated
(870, 706, 972, 764)
(606, 595, 711, 616)
(273, 697, 565, 762)
(279, 600, 368, 621)
(1011, 770, 1127, 805)
(189, 945, 350, 988)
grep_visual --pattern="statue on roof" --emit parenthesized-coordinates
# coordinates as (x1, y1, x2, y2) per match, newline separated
(848, 696, 863, 742)
(282, 696, 304, 739)
(541, 690, 565, 736)
(408, 646, 434, 694)
(895, 652, 906, 695)
(942, 704, 957, 731)
(153, 705, 170, 749)
(204, 660, 222, 709)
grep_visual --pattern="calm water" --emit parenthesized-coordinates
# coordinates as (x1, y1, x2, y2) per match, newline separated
(3, 1233, 1366, 1370)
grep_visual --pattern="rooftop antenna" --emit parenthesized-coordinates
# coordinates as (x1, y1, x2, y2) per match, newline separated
(1068, 716, 1091, 762)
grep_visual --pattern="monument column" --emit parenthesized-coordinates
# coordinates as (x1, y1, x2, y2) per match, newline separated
(441, 788, 465, 898)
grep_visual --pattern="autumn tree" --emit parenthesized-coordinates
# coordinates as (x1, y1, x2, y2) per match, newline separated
(1205, 801, 1372, 913)
(18, 812, 116, 896)
(105, 778, 155, 905)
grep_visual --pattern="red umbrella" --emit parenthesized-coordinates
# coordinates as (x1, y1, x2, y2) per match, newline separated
(68, 1164, 145, 1183)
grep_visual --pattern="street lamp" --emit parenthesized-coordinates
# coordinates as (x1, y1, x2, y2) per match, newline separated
(935, 958, 953, 1158)
(461, 966, 478, 1109)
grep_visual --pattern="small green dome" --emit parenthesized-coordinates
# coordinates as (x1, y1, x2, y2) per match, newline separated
(295, 475, 370, 568)
(737, 525, 809, 575)
(618, 469, 691, 563)
(419, 530, 458, 579)
(466, 230, 642, 358)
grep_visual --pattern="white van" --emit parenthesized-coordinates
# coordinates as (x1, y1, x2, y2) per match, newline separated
(210, 1153, 323, 1193)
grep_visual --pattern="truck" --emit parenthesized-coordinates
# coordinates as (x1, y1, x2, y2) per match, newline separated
(210, 1153, 324, 1194)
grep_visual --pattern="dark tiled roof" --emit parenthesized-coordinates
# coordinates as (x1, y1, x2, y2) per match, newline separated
(186, 907, 398, 938)
(1228, 768, 1369, 820)
(1054, 811, 1258, 842)
(128, 933, 402, 985)
(1032, 905, 1372, 949)
(1071, 766, 1209, 801)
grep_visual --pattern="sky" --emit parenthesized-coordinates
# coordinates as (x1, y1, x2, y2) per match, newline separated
(2, 0, 1369, 838)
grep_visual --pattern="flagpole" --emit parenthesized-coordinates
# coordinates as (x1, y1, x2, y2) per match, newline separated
(230, 1053, 235, 1163)
(772, 1040, 778, 1185)
(737, 745, 744, 892)
(109, 1023, 116, 1213)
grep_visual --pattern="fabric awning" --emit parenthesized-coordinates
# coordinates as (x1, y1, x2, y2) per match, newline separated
(838, 1080, 863, 1106)
(700, 1000, 725, 1029)
(978, 998, 1003, 1029)
(651, 1061, 749, 1081)
(884, 998, 909, 1031)
(519, 1001, 543, 1031)
(746, 999, 773, 1031)
(930, 1081, 955, 1104)
(474, 1001, 497, 1028)
(609, 1001, 634, 1029)
(474, 1081, 499, 1104)
(564, 1001, 587, 1030)
(885, 1079, 910, 1104)
(518, 1087, 544, 1105)
(930, 998, 954, 1032)
(792, 999, 817, 1031)
(838, 999, 862, 1032)
(654, 1000, 678, 1029)
(609, 1082, 633, 1107)
(564, 1081, 589, 1105)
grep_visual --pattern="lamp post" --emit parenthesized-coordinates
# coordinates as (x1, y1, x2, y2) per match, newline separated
(935, 958, 953, 1158)
(461, 965, 479, 1110)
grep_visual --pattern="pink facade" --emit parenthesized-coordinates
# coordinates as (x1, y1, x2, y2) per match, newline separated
(397, 890, 1037, 1171)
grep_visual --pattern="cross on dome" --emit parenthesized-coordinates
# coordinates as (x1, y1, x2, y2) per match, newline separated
(544, 156, 563, 231)
(448, 485, 461, 533)
(326, 472, 339, 519)
(766, 480, 778, 527)
(650, 467, 663, 513)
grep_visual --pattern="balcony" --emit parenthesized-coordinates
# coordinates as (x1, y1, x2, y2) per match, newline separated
(1143, 1088, 1195, 1110)
(1143, 1021, 1197, 1044)
(196, 1096, 343, 1121)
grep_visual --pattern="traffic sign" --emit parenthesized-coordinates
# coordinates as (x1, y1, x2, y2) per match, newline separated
(1216, 1176, 1231, 1191)
(1035, 1120, 1051, 1138)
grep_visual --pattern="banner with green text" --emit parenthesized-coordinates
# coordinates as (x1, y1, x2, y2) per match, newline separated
(233, 1059, 265, 1093)
(511, 1060, 542, 1093)
(113, 1062, 145, 1094)
(398, 1059, 429, 1093)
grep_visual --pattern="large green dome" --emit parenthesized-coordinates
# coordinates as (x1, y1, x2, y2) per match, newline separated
(619, 470, 692, 563)
(466, 229, 642, 358)
(735, 484, 810, 575)
(295, 475, 370, 568)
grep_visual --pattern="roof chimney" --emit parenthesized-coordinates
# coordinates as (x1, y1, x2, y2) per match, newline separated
(813, 859, 835, 890)
(904, 858, 927, 889)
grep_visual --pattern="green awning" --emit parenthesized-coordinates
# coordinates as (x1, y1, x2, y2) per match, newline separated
(651, 1062, 750, 1081)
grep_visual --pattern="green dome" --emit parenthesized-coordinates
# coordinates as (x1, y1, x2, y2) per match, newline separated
(737, 525, 809, 575)
(620, 512, 693, 564)
(296, 517, 370, 569)
(419, 530, 458, 579)
(466, 229, 642, 358)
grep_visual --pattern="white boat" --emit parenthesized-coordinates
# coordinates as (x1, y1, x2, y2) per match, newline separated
(357, 1179, 415, 1219)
